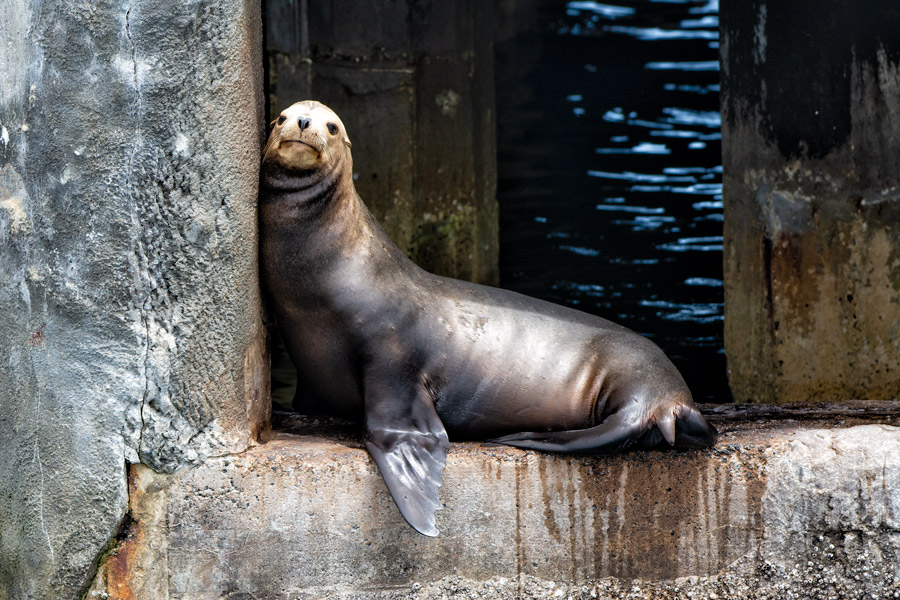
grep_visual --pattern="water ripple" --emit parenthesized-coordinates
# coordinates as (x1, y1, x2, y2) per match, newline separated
(640, 299, 724, 323)
(645, 60, 720, 71)
(567, 1, 635, 19)
(595, 142, 671, 155)
(662, 107, 721, 128)
(685, 277, 723, 287)
(657, 236, 723, 252)
(596, 203, 666, 216)
(608, 26, 717, 41)
(559, 245, 601, 257)
(588, 170, 696, 183)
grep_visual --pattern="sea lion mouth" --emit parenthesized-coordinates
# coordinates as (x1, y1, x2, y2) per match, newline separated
(280, 139, 320, 153)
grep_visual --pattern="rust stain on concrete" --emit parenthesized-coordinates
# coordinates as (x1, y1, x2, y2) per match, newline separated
(104, 516, 141, 600)
(244, 328, 271, 443)
(87, 465, 168, 600)
(90, 471, 144, 600)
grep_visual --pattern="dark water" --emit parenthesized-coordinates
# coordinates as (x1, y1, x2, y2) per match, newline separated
(496, 0, 728, 401)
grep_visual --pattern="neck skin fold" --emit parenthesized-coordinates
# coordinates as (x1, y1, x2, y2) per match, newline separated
(259, 152, 374, 257)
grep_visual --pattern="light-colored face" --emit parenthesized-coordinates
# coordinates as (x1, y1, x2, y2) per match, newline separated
(262, 101, 352, 170)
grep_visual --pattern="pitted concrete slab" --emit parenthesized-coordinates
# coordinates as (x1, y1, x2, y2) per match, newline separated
(88, 405, 900, 599)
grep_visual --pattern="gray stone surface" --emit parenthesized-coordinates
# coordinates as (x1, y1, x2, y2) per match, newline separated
(87, 409, 900, 599)
(0, 1, 266, 598)
(721, 2, 900, 403)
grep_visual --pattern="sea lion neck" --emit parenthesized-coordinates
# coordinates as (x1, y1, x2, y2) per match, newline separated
(260, 152, 356, 217)
(259, 153, 376, 260)
(261, 153, 351, 196)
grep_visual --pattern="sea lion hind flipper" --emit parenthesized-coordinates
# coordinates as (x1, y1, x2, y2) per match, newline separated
(491, 403, 719, 454)
(673, 404, 718, 448)
(363, 377, 449, 537)
(657, 410, 676, 446)
(490, 409, 646, 454)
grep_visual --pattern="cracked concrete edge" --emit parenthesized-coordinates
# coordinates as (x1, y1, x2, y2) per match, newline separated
(86, 423, 900, 599)
(0, 1, 266, 598)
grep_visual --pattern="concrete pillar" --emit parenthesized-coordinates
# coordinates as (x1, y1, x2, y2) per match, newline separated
(0, 1, 266, 598)
(721, 2, 900, 403)
(265, 0, 499, 285)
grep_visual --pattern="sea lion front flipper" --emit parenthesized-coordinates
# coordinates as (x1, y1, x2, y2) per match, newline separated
(363, 373, 449, 537)
(491, 407, 646, 454)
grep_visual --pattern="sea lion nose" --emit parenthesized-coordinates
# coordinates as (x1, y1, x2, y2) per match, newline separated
(298, 117, 311, 131)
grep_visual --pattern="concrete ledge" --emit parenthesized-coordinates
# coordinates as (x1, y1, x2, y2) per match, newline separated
(88, 405, 900, 599)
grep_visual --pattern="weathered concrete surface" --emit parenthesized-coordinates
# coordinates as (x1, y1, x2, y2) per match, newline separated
(721, 2, 900, 403)
(0, 1, 266, 598)
(87, 406, 900, 599)
(264, 0, 498, 286)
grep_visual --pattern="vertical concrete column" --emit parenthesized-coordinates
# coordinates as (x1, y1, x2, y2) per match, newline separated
(265, 0, 499, 285)
(721, 2, 900, 403)
(0, 1, 266, 598)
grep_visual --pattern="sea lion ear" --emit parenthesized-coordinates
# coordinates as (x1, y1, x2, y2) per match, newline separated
(269, 119, 277, 129)
(344, 137, 352, 148)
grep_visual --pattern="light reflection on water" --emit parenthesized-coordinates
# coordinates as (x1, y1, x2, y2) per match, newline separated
(496, 0, 728, 400)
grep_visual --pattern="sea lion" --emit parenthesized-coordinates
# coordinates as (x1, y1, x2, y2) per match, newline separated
(259, 100, 718, 537)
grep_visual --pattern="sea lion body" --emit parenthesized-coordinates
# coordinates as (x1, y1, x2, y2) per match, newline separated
(260, 101, 717, 536)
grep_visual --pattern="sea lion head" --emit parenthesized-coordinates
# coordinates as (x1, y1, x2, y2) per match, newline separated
(262, 100, 352, 172)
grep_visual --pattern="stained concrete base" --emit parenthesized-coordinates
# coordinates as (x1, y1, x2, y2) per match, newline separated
(87, 405, 900, 599)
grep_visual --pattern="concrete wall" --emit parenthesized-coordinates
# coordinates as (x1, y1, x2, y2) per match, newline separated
(721, 1, 900, 403)
(265, 0, 499, 285)
(86, 410, 900, 599)
(0, 1, 267, 598)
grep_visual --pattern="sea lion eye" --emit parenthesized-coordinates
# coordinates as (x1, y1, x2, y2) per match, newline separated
(277, 115, 286, 125)
(326, 123, 338, 135)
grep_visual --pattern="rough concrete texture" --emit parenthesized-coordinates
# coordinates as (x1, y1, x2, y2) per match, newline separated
(264, 0, 499, 285)
(720, 1, 900, 403)
(86, 406, 900, 599)
(0, 1, 266, 598)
